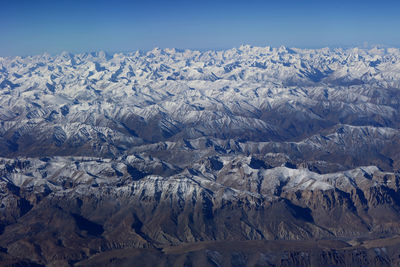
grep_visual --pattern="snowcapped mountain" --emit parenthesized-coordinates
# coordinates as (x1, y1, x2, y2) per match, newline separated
(1, 46, 400, 265)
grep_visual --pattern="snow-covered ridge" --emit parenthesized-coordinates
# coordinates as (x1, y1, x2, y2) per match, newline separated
(2, 46, 400, 87)
(0, 45, 399, 185)
(1, 46, 400, 158)
(0, 155, 393, 201)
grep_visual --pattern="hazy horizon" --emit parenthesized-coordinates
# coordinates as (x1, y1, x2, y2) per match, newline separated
(2, 0, 400, 57)
(3, 44, 400, 59)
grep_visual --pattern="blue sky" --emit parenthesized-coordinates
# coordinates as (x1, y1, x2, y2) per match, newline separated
(1, 0, 400, 56)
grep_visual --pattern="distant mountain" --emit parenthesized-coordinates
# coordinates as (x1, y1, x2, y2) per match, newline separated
(1, 46, 400, 266)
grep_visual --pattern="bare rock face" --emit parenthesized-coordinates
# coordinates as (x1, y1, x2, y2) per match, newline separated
(1, 46, 400, 265)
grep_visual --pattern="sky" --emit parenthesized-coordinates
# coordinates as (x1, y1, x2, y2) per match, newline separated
(1, 0, 400, 56)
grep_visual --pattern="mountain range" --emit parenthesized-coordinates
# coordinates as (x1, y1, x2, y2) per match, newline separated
(1, 46, 400, 266)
